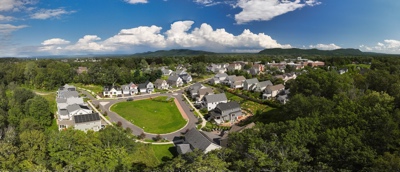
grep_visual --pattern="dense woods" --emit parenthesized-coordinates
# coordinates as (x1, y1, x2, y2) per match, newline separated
(0, 54, 400, 171)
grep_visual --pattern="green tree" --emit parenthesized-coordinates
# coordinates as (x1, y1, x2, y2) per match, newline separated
(25, 96, 52, 127)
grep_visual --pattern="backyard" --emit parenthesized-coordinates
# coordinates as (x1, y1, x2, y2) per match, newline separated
(132, 144, 176, 167)
(110, 96, 187, 134)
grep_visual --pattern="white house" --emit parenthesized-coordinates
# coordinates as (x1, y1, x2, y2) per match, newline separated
(263, 84, 285, 99)
(73, 113, 102, 132)
(202, 93, 228, 111)
(154, 79, 169, 89)
(103, 86, 122, 97)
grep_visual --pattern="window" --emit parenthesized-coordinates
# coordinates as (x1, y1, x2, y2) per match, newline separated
(59, 125, 66, 129)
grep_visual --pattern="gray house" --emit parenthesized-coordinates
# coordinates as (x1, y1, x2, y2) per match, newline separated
(176, 128, 221, 154)
(167, 75, 183, 87)
(209, 101, 242, 124)
(138, 81, 154, 93)
(254, 80, 273, 92)
(243, 78, 259, 91)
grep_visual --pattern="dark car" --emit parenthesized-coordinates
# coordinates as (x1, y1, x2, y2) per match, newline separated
(127, 98, 134, 101)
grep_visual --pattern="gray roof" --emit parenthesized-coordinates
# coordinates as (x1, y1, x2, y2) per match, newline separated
(66, 104, 90, 112)
(185, 128, 213, 152)
(138, 81, 152, 89)
(74, 113, 101, 124)
(233, 76, 246, 82)
(59, 91, 79, 98)
(154, 79, 165, 85)
(56, 98, 67, 103)
(216, 101, 241, 111)
(226, 75, 236, 81)
(198, 88, 213, 96)
(204, 93, 227, 103)
(168, 75, 181, 82)
(176, 144, 192, 154)
(181, 74, 191, 81)
(215, 73, 228, 78)
(249, 68, 259, 75)
(104, 86, 121, 91)
(188, 82, 203, 92)
(59, 109, 69, 116)
(258, 80, 273, 88)
(267, 84, 285, 91)
(245, 78, 259, 85)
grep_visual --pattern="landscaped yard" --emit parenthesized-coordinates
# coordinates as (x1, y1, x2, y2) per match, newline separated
(225, 92, 273, 114)
(110, 96, 187, 134)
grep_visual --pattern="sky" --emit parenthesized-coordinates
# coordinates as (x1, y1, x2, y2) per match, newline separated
(0, 0, 400, 57)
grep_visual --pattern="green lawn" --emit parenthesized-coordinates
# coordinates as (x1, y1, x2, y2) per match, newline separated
(72, 83, 103, 95)
(132, 144, 176, 167)
(110, 96, 187, 134)
(225, 92, 273, 114)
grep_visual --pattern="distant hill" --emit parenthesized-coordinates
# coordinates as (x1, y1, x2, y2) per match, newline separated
(132, 49, 215, 57)
(258, 48, 373, 56)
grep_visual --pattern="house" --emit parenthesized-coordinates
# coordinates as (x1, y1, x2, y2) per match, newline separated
(243, 78, 259, 91)
(227, 63, 242, 72)
(277, 94, 289, 104)
(176, 128, 221, 154)
(58, 90, 79, 99)
(121, 83, 138, 96)
(263, 84, 285, 99)
(209, 101, 242, 124)
(209, 78, 220, 85)
(274, 73, 297, 83)
(224, 75, 236, 85)
(214, 73, 228, 82)
(230, 76, 246, 89)
(338, 68, 348, 75)
(220, 122, 255, 147)
(58, 84, 76, 93)
(202, 93, 228, 111)
(253, 63, 265, 72)
(248, 68, 259, 76)
(65, 104, 93, 118)
(167, 75, 183, 87)
(73, 113, 102, 132)
(197, 88, 213, 103)
(207, 64, 226, 73)
(154, 79, 169, 89)
(254, 80, 273, 92)
(138, 81, 154, 93)
(77, 67, 88, 74)
(181, 74, 192, 84)
(188, 83, 205, 99)
(103, 86, 122, 97)
(162, 68, 173, 75)
(172, 69, 187, 76)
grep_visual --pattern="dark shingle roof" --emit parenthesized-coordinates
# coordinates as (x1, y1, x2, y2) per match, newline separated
(168, 75, 181, 82)
(245, 78, 259, 85)
(176, 144, 192, 154)
(216, 101, 240, 111)
(74, 113, 101, 124)
(185, 128, 212, 152)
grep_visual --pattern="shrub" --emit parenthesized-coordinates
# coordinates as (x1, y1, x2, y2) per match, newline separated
(125, 127, 132, 134)
(138, 132, 146, 140)
(116, 121, 122, 128)
(154, 134, 163, 142)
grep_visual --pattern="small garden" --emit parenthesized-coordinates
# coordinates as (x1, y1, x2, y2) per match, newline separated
(110, 96, 187, 134)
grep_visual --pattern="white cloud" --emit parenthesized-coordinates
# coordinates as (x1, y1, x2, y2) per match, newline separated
(65, 35, 115, 52)
(0, 0, 37, 11)
(30, 8, 74, 20)
(0, 15, 14, 21)
(38, 21, 290, 54)
(124, 0, 148, 4)
(309, 43, 341, 50)
(0, 24, 27, 33)
(234, 0, 320, 24)
(104, 25, 166, 48)
(193, 0, 221, 6)
(360, 39, 400, 54)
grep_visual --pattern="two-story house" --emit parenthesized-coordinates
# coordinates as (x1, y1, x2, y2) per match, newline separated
(103, 86, 122, 97)
(138, 81, 154, 93)
(243, 78, 259, 91)
(263, 84, 285, 99)
(209, 101, 242, 124)
(154, 79, 169, 89)
(202, 93, 228, 111)
(167, 75, 184, 87)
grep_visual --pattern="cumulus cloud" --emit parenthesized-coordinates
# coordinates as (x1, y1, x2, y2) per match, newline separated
(193, 0, 222, 6)
(0, 24, 27, 33)
(41, 38, 70, 45)
(65, 35, 115, 52)
(124, 0, 148, 4)
(234, 0, 320, 24)
(38, 21, 290, 54)
(0, 15, 14, 21)
(0, 0, 37, 12)
(360, 39, 400, 54)
(309, 43, 341, 50)
(30, 8, 74, 19)
(104, 25, 166, 48)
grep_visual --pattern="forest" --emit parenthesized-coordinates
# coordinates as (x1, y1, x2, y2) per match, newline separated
(0, 54, 399, 171)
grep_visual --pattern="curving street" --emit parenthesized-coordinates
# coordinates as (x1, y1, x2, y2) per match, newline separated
(87, 90, 199, 141)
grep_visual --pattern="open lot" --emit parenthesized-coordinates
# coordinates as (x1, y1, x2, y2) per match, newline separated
(110, 96, 187, 134)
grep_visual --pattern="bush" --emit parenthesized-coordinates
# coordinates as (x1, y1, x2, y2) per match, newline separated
(103, 111, 108, 116)
(125, 127, 132, 134)
(116, 121, 122, 128)
(200, 108, 208, 114)
(154, 134, 163, 142)
(138, 132, 146, 140)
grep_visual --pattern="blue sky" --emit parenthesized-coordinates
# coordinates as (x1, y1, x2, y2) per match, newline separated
(0, 0, 399, 57)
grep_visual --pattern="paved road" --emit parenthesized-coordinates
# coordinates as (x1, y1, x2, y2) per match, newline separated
(90, 91, 199, 141)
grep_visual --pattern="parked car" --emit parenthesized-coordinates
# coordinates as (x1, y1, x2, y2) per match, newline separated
(127, 98, 134, 101)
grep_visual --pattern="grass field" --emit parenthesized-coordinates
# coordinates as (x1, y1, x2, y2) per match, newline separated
(132, 144, 176, 167)
(110, 96, 187, 134)
(72, 83, 103, 95)
(225, 92, 273, 114)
